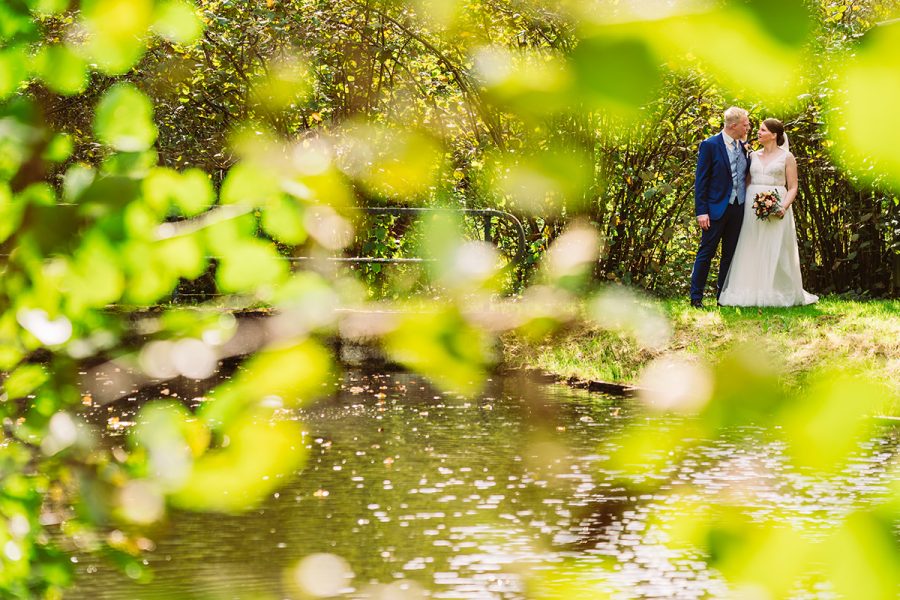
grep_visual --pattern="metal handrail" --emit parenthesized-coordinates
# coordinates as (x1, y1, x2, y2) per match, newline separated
(1, 205, 528, 265)
(311, 207, 527, 265)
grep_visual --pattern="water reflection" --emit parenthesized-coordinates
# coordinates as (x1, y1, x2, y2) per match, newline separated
(69, 370, 898, 599)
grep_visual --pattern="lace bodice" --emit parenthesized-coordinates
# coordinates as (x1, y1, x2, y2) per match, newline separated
(748, 150, 787, 187)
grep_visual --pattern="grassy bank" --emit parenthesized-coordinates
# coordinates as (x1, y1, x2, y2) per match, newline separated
(502, 297, 900, 407)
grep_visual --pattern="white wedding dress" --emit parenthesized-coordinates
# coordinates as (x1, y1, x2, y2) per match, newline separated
(718, 150, 818, 307)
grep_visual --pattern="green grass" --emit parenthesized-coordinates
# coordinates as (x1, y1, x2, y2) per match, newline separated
(502, 296, 900, 411)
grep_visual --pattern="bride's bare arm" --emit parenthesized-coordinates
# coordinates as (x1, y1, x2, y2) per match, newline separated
(783, 153, 798, 207)
(779, 153, 799, 216)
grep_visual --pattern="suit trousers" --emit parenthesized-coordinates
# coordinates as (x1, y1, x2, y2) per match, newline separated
(690, 201, 745, 302)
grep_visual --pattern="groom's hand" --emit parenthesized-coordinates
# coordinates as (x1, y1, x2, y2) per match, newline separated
(697, 214, 710, 230)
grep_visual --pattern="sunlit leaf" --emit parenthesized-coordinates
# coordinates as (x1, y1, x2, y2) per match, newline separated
(142, 166, 213, 216)
(0, 47, 28, 99)
(384, 307, 493, 396)
(156, 233, 207, 280)
(132, 401, 210, 489)
(122, 241, 176, 304)
(822, 512, 900, 598)
(527, 559, 614, 599)
(42, 133, 74, 163)
(141, 167, 181, 214)
(93, 83, 158, 152)
(486, 145, 593, 215)
(32, 45, 88, 96)
(64, 232, 125, 311)
(570, 34, 661, 117)
(174, 168, 214, 216)
(27, 0, 71, 15)
(828, 23, 900, 189)
(0, 182, 24, 243)
(201, 338, 333, 426)
(338, 124, 443, 201)
(220, 161, 282, 206)
(251, 54, 312, 112)
(782, 374, 885, 471)
(474, 47, 572, 116)
(261, 195, 307, 245)
(215, 240, 289, 293)
(170, 417, 307, 513)
(151, 0, 204, 44)
(79, 0, 154, 75)
(2, 364, 49, 399)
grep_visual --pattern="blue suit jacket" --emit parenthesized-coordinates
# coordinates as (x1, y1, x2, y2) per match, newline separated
(694, 133, 749, 221)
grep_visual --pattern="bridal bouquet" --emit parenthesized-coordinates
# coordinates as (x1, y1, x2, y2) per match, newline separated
(751, 190, 782, 220)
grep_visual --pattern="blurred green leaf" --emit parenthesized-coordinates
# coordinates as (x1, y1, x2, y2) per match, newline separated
(152, 0, 204, 44)
(487, 145, 593, 215)
(828, 23, 900, 189)
(736, 0, 812, 48)
(570, 34, 661, 117)
(220, 162, 282, 206)
(141, 167, 181, 214)
(93, 83, 158, 152)
(340, 124, 443, 200)
(215, 240, 289, 293)
(527, 559, 614, 599)
(80, 0, 153, 75)
(42, 134, 73, 163)
(0, 47, 28, 99)
(132, 401, 210, 487)
(145, 167, 214, 217)
(701, 343, 786, 429)
(782, 374, 886, 472)
(170, 417, 307, 513)
(64, 232, 125, 312)
(0, 340, 25, 372)
(201, 338, 333, 427)
(175, 168, 214, 216)
(251, 55, 312, 112)
(384, 307, 493, 396)
(122, 242, 175, 304)
(820, 512, 900, 599)
(101, 149, 158, 178)
(27, 0, 71, 15)
(62, 165, 95, 203)
(32, 45, 88, 96)
(476, 48, 572, 117)
(0, 182, 24, 243)
(156, 232, 207, 280)
(261, 195, 307, 245)
(3, 365, 49, 399)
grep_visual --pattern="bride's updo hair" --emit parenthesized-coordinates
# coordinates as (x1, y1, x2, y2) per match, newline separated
(763, 118, 786, 147)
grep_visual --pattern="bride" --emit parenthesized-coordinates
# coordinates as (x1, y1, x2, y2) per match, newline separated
(718, 118, 818, 307)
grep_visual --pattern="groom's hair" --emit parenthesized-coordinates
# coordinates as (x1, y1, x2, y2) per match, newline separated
(723, 106, 748, 126)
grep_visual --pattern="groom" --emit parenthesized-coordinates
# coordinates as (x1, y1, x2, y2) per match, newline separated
(689, 106, 751, 308)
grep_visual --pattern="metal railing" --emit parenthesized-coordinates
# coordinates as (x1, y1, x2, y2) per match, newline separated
(290, 207, 526, 265)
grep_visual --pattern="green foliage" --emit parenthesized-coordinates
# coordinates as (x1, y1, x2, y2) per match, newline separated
(94, 83, 159, 152)
(2, 0, 900, 596)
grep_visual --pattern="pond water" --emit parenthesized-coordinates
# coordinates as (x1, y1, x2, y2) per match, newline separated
(69, 370, 898, 599)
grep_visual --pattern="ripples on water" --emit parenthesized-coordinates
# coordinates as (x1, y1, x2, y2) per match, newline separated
(69, 370, 898, 599)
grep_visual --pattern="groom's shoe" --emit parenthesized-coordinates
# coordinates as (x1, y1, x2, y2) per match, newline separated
(690, 299, 704, 308)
